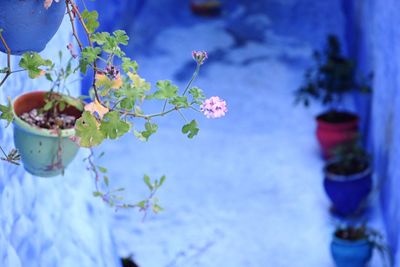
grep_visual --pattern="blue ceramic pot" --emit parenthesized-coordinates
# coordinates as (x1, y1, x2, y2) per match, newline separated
(323, 164, 372, 216)
(331, 236, 373, 267)
(0, 0, 65, 55)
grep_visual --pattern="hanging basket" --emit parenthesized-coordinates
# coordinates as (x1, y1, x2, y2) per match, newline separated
(12, 91, 82, 177)
(0, 0, 66, 55)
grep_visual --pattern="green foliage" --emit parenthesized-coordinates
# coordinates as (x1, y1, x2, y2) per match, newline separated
(295, 35, 373, 108)
(150, 80, 179, 100)
(121, 57, 138, 73)
(0, 97, 13, 127)
(81, 10, 99, 33)
(75, 111, 105, 147)
(189, 87, 205, 104)
(19, 52, 52, 78)
(134, 121, 158, 141)
(182, 119, 199, 139)
(99, 111, 131, 139)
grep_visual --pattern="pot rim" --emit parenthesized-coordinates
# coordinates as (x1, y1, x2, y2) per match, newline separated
(12, 91, 82, 138)
(324, 161, 372, 182)
(316, 109, 359, 123)
(332, 235, 371, 247)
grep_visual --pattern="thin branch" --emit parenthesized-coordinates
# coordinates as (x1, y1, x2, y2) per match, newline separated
(65, 0, 101, 104)
(0, 32, 12, 87)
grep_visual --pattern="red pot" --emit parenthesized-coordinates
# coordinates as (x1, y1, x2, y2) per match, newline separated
(190, 1, 222, 17)
(316, 111, 359, 159)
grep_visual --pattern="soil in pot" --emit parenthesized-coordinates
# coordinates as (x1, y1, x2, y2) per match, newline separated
(13, 91, 82, 177)
(316, 110, 359, 159)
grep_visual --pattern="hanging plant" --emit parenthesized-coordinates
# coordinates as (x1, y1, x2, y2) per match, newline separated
(0, 0, 227, 213)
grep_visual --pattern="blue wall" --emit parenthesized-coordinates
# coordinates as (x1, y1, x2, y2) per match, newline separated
(342, 0, 400, 265)
(0, 12, 121, 267)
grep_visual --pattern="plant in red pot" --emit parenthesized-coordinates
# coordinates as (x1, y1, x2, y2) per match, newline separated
(323, 140, 372, 217)
(295, 35, 372, 159)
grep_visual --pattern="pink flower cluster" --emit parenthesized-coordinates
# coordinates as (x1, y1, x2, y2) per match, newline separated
(192, 50, 208, 65)
(200, 96, 227, 119)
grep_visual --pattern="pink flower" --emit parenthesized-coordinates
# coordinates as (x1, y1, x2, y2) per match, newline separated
(192, 51, 208, 65)
(67, 43, 78, 59)
(200, 96, 227, 119)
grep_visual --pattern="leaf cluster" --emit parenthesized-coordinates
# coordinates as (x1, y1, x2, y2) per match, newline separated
(295, 35, 373, 108)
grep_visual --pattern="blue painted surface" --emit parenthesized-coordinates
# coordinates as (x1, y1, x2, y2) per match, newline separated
(0, 1, 65, 55)
(342, 0, 400, 265)
(0, 17, 121, 267)
(331, 236, 373, 267)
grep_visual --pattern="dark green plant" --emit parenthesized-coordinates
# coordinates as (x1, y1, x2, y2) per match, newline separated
(329, 139, 370, 175)
(295, 35, 372, 109)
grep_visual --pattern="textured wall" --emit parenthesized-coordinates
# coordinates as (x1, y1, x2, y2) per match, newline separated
(342, 0, 400, 265)
(0, 14, 120, 267)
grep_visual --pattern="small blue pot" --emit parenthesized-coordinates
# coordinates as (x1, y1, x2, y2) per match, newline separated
(331, 236, 373, 267)
(323, 165, 372, 216)
(0, 0, 65, 55)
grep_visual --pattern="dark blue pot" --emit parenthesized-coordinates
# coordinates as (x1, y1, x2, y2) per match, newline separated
(331, 236, 372, 267)
(0, 0, 65, 55)
(323, 165, 372, 216)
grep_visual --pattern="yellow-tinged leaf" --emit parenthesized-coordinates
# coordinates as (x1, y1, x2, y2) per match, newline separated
(84, 100, 109, 119)
(95, 73, 123, 90)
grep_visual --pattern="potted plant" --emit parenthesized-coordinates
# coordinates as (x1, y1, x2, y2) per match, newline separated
(295, 35, 372, 159)
(12, 91, 83, 177)
(331, 225, 392, 267)
(190, 0, 222, 17)
(0, 0, 227, 211)
(0, 0, 66, 55)
(323, 140, 372, 217)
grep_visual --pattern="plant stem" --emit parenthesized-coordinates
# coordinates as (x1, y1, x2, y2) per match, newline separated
(0, 32, 12, 87)
(183, 63, 201, 96)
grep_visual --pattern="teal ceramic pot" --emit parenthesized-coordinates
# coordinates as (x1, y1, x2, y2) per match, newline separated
(331, 235, 373, 267)
(12, 91, 82, 177)
(0, 0, 66, 55)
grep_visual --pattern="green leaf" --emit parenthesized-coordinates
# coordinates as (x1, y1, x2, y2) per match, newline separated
(152, 204, 163, 213)
(81, 10, 99, 33)
(150, 80, 178, 100)
(134, 121, 158, 141)
(143, 174, 153, 190)
(19, 52, 52, 79)
(75, 111, 105, 147)
(81, 47, 101, 63)
(189, 87, 205, 104)
(99, 111, 131, 139)
(182, 120, 199, 139)
(0, 98, 13, 127)
(136, 200, 147, 209)
(113, 30, 129, 45)
(169, 96, 189, 108)
(93, 191, 103, 197)
(98, 166, 107, 173)
(159, 175, 166, 187)
(103, 176, 109, 186)
(91, 32, 110, 45)
(122, 57, 138, 73)
(117, 74, 150, 109)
